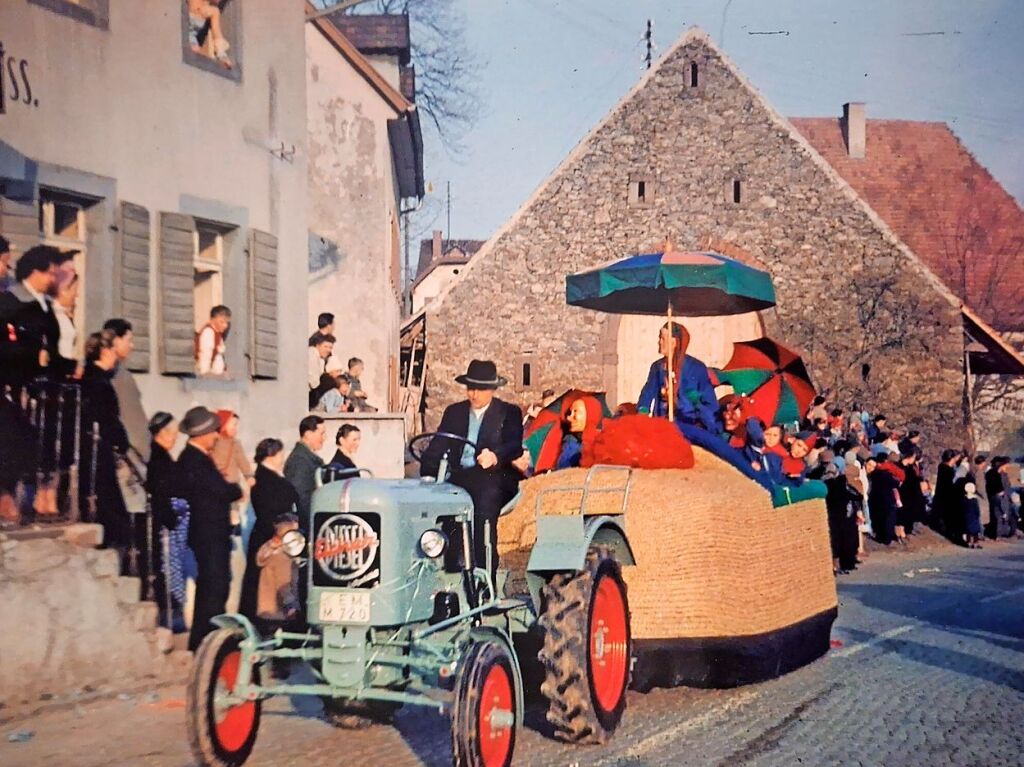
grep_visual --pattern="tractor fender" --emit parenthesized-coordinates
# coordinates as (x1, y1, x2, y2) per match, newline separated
(524, 515, 636, 612)
(210, 613, 261, 641)
(465, 625, 525, 727)
(526, 514, 636, 575)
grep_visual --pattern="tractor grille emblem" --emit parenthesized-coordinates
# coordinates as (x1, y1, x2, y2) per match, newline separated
(313, 512, 381, 587)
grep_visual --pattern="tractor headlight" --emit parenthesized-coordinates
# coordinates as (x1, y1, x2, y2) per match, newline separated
(281, 530, 307, 558)
(419, 528, 448, 558)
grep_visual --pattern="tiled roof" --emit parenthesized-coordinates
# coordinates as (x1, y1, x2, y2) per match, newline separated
(416, 239, 485, 279)
(791, 117, 1024, 331)
(326, 13, 411, 65)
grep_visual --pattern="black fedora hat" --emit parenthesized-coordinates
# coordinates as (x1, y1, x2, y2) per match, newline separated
(455, 359, 507, 389)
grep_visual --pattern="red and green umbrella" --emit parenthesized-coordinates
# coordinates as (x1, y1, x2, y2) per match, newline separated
(523, 389, 611, 472)
(566, 248, 776, 317)
(715, 337, 815, 427)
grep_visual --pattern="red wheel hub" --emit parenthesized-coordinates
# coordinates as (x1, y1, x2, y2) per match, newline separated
(214, 650, 257, 752)
(590, 575, 629, 713)
(477, 663, 514, 767)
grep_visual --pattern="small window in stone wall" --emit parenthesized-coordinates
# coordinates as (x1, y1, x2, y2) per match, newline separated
(628, 176, 653, 207)
(515, 352, 536, 390)
(732, 179, 743, 204)
(689, 61, 699, 88)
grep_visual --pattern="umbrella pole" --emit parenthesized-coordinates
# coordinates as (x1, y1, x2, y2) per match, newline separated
(666, 304, 674, 422)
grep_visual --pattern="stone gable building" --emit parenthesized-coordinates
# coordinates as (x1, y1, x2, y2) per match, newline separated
(425, 28, 975, 450)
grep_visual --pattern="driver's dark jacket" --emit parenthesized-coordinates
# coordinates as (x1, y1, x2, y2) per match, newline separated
(420, 398, 524, 494)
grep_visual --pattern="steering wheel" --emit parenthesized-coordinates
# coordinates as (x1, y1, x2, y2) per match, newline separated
(408, 431, 478, 464)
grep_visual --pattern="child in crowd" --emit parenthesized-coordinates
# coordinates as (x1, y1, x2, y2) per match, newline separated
(963, 482, 983, 549)
(318, 372, 355, 414)
(347, 358, 377, 412)
(256, 513, 302, 634)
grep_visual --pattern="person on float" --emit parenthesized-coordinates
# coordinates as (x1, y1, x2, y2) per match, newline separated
(420, 360, 524, 584)
(555, 394, 604, 470)
(636, 322, 718, 431)
(636, 324, 772, 491)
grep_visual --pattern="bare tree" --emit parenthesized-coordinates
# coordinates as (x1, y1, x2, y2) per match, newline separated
(937, 196, 1024, 423)
(311, 0, 483, 153)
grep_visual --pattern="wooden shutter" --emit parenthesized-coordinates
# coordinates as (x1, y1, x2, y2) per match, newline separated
(118, 202, 151, 372)
(0, 196, 40, 254)
(158, 212, 196, 375)
(248, 229, 278, 379)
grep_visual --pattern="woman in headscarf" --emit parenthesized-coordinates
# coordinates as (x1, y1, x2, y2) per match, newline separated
(239, 438, 299, 623)
(145, 412, 182, 627)
(868, 455, 901, 545)
(556, 394, 604, 470)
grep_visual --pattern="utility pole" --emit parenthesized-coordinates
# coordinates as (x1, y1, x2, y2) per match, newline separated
(446, 181, 452, 241)
(643, 19, 654, 69)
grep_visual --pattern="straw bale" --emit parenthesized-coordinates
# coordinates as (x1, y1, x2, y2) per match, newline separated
(498, 447, 837, 640)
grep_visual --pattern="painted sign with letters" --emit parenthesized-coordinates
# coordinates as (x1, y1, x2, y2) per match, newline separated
(313, 511, 381, 589)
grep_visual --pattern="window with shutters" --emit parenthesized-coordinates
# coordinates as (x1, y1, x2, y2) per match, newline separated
(248, 230, 278, 379)
(192, 220, 236, 377)
(182, 0, 242, 81)
(117, 203, 151, 372)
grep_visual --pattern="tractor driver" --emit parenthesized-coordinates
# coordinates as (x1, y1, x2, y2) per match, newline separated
(420, 359, 525, 583)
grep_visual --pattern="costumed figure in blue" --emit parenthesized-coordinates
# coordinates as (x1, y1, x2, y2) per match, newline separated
(636, 322, 773, 491)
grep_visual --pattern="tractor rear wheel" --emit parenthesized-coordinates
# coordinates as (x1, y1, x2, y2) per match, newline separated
(186, 628, 262, 767)
(538, 546, 631, 744)
(320, 698, 398, 729)
(452, 639, 519, 767)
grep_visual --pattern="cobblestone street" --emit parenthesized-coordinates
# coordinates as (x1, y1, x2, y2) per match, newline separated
(4, 540, 1023, 767)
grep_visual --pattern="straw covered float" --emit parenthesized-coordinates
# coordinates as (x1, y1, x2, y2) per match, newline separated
(498, 446, 838, 690)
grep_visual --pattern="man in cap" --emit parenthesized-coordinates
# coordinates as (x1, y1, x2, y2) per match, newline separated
(178, 406, 243, 651)
(420, 360, 525, 582)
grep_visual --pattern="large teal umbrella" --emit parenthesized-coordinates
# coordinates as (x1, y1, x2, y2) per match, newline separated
(566, 243, 777, 420)
(566, 248, 776, 316)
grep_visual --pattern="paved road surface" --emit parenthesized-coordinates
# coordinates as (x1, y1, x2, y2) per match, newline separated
(4, 540, 1023, 767)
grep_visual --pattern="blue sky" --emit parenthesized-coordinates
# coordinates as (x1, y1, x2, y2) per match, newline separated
(416, 0, 1024, 242)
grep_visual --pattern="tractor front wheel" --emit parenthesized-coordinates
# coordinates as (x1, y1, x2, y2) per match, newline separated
(452, 640, 519, 767)
(538, 546, 631, 744)
(186, 628, 262, 767)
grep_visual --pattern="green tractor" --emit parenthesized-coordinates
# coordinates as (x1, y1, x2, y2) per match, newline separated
(186, 432, 636, 767)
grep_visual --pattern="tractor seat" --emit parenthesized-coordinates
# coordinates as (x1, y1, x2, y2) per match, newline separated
(499, 490, 522, 517)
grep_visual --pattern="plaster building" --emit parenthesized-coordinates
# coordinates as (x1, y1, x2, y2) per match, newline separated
(424, 27, 997, 450)
(0, 0, 309, 449)
(410, 231, 484, 314)
(305, 8, 423, 417)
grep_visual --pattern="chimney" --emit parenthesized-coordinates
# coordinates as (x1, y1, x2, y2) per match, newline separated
(432, 230, 442, 262)
(842, 102, 866, 159)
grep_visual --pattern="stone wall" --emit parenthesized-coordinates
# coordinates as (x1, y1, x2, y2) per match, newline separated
(426, 30, 966, 453)
(0, 526, 178, 707)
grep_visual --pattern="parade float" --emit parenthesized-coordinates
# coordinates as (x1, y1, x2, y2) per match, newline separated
(500, 243, 837, 689)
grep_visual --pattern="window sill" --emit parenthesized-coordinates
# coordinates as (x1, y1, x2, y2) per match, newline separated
(179, 375, 250, 394)
(183, 50, 241, 83)
(29, 0, 109, 29)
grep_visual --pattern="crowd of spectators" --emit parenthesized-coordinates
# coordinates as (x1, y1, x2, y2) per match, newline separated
(0, 246, 374, 651)
(307, 311, 377, 414)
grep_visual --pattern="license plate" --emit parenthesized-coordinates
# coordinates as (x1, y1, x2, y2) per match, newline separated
(318, 591, 371, 624)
